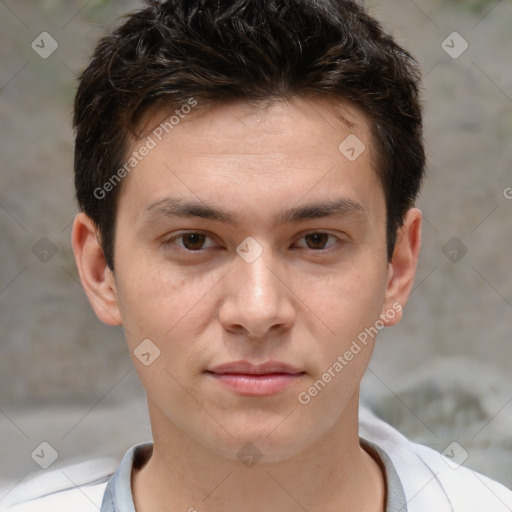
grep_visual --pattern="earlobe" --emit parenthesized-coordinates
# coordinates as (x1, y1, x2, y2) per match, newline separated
(380, 207, 422, 327)
(71, 212, 122, 326)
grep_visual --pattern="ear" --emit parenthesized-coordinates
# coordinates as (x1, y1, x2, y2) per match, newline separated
(380, 207, 422, 326)
(71, 212, 122, 326)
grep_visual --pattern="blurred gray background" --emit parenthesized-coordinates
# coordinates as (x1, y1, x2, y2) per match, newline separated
(0, 0, 511, 499)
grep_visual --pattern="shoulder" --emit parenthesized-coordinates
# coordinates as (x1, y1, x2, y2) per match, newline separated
(411, 441, 512, 511)
(359, 404, 512, 512)
(1, 457, 118, 512)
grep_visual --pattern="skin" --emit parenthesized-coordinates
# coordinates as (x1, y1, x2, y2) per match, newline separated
(72, 95, 421, 512)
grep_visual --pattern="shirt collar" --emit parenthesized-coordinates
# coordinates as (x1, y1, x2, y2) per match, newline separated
(100, 439, 406, 512)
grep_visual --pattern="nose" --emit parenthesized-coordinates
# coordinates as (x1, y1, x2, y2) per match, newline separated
(218, 242, 296, 340)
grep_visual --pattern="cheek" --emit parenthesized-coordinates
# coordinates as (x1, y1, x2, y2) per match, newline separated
(114, 257, 220, 350)
(292, 270, 387, 418)
(304, 261, 387, 337)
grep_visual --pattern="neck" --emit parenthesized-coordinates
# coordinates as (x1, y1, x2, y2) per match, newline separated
(132, 397, 385, 512)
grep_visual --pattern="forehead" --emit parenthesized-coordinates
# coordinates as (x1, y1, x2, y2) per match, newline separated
(118, 96, 383, 227)
(137, 96, 372, 160)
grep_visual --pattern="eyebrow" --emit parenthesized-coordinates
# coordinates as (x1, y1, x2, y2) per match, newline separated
(140, 196, 369, 226)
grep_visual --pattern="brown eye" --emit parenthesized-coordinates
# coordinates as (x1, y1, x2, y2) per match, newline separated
(303, 233, 331, 250)
(180, 233, 207, 250)
(161, 231, 215, 252)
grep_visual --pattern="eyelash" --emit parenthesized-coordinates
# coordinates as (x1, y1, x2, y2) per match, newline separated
(160, 231, 344, 254)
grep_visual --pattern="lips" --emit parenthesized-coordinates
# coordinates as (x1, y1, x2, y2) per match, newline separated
(208, 360, 304, 375)
(206, 360, 305, 396)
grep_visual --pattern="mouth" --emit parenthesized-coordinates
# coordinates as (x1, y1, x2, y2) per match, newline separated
(205, 360, 306, 396)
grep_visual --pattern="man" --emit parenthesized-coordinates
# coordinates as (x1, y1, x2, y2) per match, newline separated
(4, 0, 512, 510)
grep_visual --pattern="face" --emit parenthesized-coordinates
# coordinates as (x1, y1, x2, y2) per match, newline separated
(73, 96, 420, 463)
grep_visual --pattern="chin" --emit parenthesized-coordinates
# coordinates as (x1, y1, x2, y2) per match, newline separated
(200, 419, 318, 465)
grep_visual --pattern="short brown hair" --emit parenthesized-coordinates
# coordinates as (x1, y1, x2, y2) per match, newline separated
(73, 0, 425, 269)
